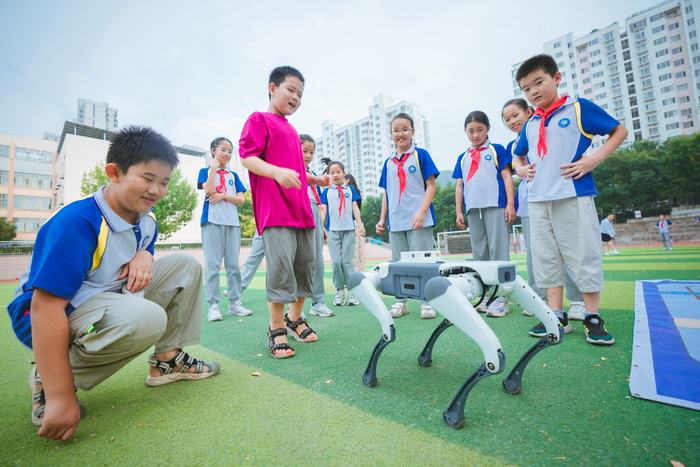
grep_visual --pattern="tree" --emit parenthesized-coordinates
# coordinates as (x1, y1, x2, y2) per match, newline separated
(239, 190, 256, 238)
(360, 194, 387, 243)
(661, 132, 700, 204)
(0, 217, 17, 241)
(80, 162, 197, 240)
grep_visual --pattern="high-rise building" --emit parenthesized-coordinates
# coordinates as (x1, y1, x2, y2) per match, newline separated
(511, 0, 700, 147)
(0, 133, 57, 241)
(310, 94, 431, 198)
(75, 98, 118, 131)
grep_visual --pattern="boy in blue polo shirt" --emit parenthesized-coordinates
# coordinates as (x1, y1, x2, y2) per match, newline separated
(514, 54, 628, 345)
(7, 126, 219, 441)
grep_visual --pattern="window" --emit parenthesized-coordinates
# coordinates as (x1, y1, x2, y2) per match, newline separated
(590, 49, 601, 57)
(554, 41, 561, 48)
(652, 25, 665, 34)
(555, 51, 563, 58)
(669, 22, 680, 31)
(658, 60, 670, 69)
(589, 38, 599, 46)
(644, 91, 654, 100)
(656, 49, 668, 57)
(583, 77, 591, 84)
(635, 32, 646, 41)
(604, 31, 615, 40)
(683, 121, 695, 129)
(0, 145, 9, 158)
(650, 13, 663, 22)
(642, 78, 652, 87)
(677, 83, 688, 91)
(578, 45, 587, 53)
(664, 110, 678, 118)
(689, 18, 695, 26)
(692, 44, 699, 51)
(654, 37, 667, 46)
(595, 92, 607, 100)
(615, 111, 625, 119)
(594, 81, 606, 89)
(650, 127, 660, 136)
(667, 122, 680, 130)
(584, 88, 593, 95)
(691, 31, 697, 39)
(646, 103, 656, 111)
(681, 108, 693, 116)
(666, 10, 678, 18)
(686, 5, 693, 13)
(600, 104, 608, 110)
(648, 115, 658, 123)
(671, 34, 681, 43)
(13, 218, 44, 233)
(593, 71, 604, 78)
(661, 85, 674, 93)
(580, 57, 588, 63)
(606, 44, 615, 52)
(0, 194, 7, 208)
(582, 67, 590, 73)
(592, 60, 602, 67)
(672, 46, 683, 54)
(679, 96, 691, 103)
(639, 54, 650, 64)
(673, 59, 685, 66)
(614, 99, 623, 107)
(0, 170, 8, 185)
(14, 147, 53, 163)
(676, 71, 687, 78)
(611, 77, 620, 85)
(662, 97, 676, 105)
(12, 195, 52, 211)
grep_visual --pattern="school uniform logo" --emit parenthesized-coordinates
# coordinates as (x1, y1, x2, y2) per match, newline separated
(408, 165, 417, 173)
(485, 154, 492, 161)
(558, 118, 571, 128)
(344, 192, 350, 198)
(228, 179, 233, 185)
(141, 236, 151, 249)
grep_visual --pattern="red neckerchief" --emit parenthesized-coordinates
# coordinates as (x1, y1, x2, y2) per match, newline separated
(306, 170, 322, 211)
(466, 147, 487, 182)
(392, 151, 411, 204)
(215, 169, 228, 205)
(336, 185, 347, 219)
(533, 95, 570, 158)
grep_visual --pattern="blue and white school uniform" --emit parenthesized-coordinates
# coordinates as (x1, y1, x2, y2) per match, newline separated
(514, 96, 620, 292)
(307, 169, 326, 303)
(321, 184, 360, 290)
(378, 144, 440, 261)
(452, 140, 511, 262)
(657, 219, 673, 249)
(7, 186, 204, 390)
(198, 167, 247, 304)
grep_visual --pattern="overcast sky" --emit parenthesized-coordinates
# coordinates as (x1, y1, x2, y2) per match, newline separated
(0, 0, 661, 171)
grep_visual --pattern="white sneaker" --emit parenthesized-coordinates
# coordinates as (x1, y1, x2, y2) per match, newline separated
(486, 301, 510, 318)
(389, 301, 409, 318)
(567, 300, 586, 321)
(420, 304, 436, 319)
(346, 293, 360, 306)
(222, 290, 228, 298)
(333, 289, 345, 306)
(227, 300, 252, 316)
(207, 303, 222, 322)
(310, 302, 334, 317)
(612, 250, 620, 255)
(475, 302, 488, 313)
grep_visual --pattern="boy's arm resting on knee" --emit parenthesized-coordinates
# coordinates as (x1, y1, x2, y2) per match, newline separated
(119, 249, 153, 293)
(31, 288, 82, 440)
(240, 156, 301, 189)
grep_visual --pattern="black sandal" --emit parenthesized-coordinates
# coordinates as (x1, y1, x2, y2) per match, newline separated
(284, 314, 318, 342)
(268, 327, 295, 359)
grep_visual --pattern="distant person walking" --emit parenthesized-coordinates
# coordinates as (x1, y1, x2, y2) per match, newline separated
(600, 214, 619, 256)
(656, 215, 673, 251)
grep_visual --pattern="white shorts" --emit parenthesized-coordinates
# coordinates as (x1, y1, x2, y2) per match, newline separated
(529, 196, 604, 293)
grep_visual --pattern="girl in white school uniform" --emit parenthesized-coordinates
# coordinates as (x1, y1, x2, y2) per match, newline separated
(453, 111, 516, 318)
(502, 99, 587, 322)
(321, 161, 365, 306)
(198, 137, 252, 322)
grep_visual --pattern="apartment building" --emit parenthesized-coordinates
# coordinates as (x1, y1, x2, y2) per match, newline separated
(512, 0, 700, 147)
(310, 94, 431, 198)
(0, 133, 57, 241)
(76, 98, 119, 131)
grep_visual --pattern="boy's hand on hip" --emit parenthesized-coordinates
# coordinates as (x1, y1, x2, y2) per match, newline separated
(119, 249, 153, 293)
(560, 156, 599, 179)
(274, 168, 302, 189)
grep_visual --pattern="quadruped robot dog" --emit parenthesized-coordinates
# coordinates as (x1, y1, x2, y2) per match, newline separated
(348, 251, 564, 429)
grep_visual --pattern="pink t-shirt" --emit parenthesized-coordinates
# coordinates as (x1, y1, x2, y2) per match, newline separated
(239, 112, 314, 234)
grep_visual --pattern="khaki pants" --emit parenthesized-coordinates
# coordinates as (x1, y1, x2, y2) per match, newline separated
(67, 253, 203, 390)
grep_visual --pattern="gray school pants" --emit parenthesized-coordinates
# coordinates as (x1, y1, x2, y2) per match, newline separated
(389, 226, 434, 261)
(241, 231, 265, 291)
(328, 230, 355, 290)
(67, 253, 203, 390)
(467, 207, 510, 262)
(660, 232, 672, 249)
(522, 216, 583, 301)
(311, 205, 326, 303)
(201, 223, 242, 304)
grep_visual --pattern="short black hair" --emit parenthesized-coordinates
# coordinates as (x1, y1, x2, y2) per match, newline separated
(328, 160, 345, 173)
(268, 66, 305, 98)
(107, 126, 178, 173)
(464, 111, 490, 129)
(299, 134, 315, 145)
(391, 112, 414, 128)
(515, 54, 559, 85)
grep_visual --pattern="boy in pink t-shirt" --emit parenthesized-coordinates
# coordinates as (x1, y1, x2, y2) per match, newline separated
(239, 66, 329, 359)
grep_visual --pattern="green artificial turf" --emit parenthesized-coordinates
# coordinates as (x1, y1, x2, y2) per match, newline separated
(1, 246, 698, 466)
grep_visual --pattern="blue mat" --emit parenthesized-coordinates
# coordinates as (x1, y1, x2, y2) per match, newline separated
(631, 280, 700, 411)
